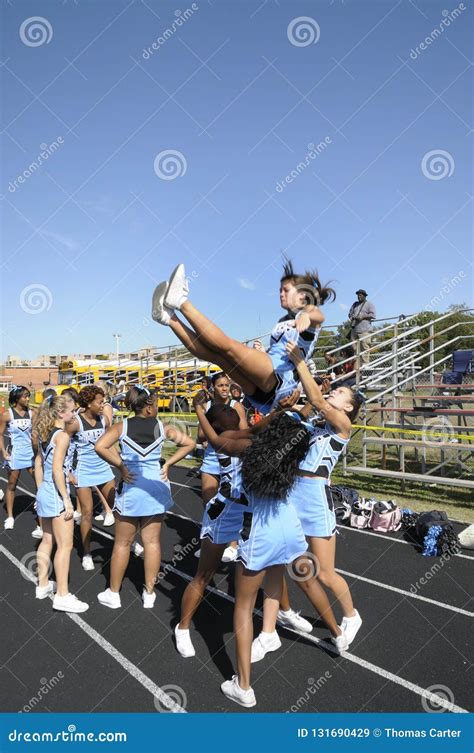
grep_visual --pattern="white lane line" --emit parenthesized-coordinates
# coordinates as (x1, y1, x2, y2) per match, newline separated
(89, 527, 468, 714)
(335, 568, 473, 617)
(0, 544, 186, 713)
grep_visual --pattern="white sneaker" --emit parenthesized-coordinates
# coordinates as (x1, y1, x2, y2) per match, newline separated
(97, 588, 121, 609)
(74, 511, 82, 525)
(94, 513, 104, 521)
(0, 489, 4, 501)
(277, 608, 312, 633)
(53, 593, 89, 613)
(164, 264, 189, 310)
(251, 631, 281, 663)
(151, 281, 173, 325)
(174, 624, 196, 657)
(31, 525, 43, 539)
(340, 609, 362, 645)
(103, 512, 115, 527)
(142, 589, 156, 609)
(4, 517, 14, 530)
(221, 545, 238, 563)
(194, 547, 201, 559)
(329, 632, 349, 654)
(35, 580, 56, 599)
(82, 554, 95, 571)
(221, 675, 256, 708)
(131, 542, 144, 557)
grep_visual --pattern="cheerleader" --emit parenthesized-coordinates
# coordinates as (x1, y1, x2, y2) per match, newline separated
(284, 341, 363, 646)
(198, 372, 247, 562)
(68, 386, 115, 571)
(33, 395, 88, 613)
(152, 259, 334, 414)
(0, 386, 36, 530)
(95, 386, 195, 609)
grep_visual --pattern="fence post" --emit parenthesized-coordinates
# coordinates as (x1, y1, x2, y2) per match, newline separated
(429, 322, 435, 382)
(391, 323, 399, 423)
(355, 338, 361, 387)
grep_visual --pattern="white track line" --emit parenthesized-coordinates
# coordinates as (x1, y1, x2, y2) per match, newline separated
(0, 544, 186, 713)
(88, 527, 468, 714)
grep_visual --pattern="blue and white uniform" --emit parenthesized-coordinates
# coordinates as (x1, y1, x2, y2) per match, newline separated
(74, 414, 114, 488)
(236, 493, 307, 572)
(288, 419, 349, 537)
(200, 399, 238, 476)
(113, 416, 173, 517)
(200, 453, 248, 545)
(36, 429, 68, 518)
(246, 315, 320, 415)
(4, 407, 34, 470)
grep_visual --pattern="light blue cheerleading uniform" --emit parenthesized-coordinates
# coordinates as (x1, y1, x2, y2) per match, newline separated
(113, 416, 173, 517)
(246, 315, 320, 415)
(200, 453, 248, 545)
(236, 493, 307, 572)
(200, 399, 238, 476)
(36, 429, 68, 518)
(74, 414, 114, 488)
(4, 407, 34, 470)
(288, 419, 349, 537)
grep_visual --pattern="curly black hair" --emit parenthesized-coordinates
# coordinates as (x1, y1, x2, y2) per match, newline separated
(78, 385, 105, 409)
(241, 412, 310, 501)
(206, 403, 239, 434)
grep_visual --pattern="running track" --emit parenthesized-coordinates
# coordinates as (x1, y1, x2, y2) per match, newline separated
(0, 466, 472, 714)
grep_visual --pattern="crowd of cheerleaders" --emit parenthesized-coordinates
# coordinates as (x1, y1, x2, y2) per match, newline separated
(1, 259, 365, 708)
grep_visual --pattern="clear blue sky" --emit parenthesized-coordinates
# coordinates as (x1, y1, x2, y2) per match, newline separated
(1, 0, 472, 359)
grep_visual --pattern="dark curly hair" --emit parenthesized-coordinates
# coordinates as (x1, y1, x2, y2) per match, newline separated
(78, 385, 105, 409)
(241, 412, 310, 501)
(281, 256, 336, 306)
(205, 403, 239, 434)
(124, 385, 156, 413)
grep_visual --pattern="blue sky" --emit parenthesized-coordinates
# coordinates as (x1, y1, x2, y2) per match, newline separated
(1, 0, 472, 359)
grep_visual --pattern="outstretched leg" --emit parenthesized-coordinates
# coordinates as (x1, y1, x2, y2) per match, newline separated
(179, 301, 276, 393)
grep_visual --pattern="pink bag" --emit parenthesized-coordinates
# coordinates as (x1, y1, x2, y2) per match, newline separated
(371, 501, 402, 532)
(350, 499, 375, 529)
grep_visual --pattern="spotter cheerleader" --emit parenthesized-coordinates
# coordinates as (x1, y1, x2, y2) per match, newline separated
(0, 386, 36, 531)
(68, 386, 115, 571)
(152, 259, 334, 414)
(33, 395, 88, 613)
(95, 386, 194, 609)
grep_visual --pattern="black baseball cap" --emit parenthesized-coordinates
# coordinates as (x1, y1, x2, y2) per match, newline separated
(356, 289, 368, 296)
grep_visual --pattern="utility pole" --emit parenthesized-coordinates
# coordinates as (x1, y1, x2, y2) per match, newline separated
(113, 333, 121, 367)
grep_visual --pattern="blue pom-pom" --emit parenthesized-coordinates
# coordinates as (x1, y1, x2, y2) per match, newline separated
(422, 525, 442, 556)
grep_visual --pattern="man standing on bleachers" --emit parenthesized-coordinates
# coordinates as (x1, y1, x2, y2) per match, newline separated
(348, 289, 376, 364)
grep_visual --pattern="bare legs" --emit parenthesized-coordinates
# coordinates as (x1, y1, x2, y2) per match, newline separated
(5, 469, 20, 518)
(77, 480, 115, 556)
(307, 535, 355, 619)
(178, 538, 225, 629)
(108, 514, 163, 594)
(36, 515, 74, 597)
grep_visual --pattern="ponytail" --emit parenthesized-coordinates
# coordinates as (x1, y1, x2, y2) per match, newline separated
(34, 395, 68, 443)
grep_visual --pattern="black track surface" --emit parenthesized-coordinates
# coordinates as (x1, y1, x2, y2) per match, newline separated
(0, 466, 472, 714)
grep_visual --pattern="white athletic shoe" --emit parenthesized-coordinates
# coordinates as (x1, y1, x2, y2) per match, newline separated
(221, 675, 256, 708)
(329, 632, 349, 654)
(459, 524, 474, 549)
(251, 631, 281, 663)
(0, 489, 4, 501)
(151, 281, 173, 325)
(221, 545, 238, 563)
(131, 542, 144, 557)
(94, 513, 104, 521)
(4, 517, 14, 530)
(35, 580, 57, 600)
(97, 588, 121, 609)
(82, 554, 95, 571)
(103, 512, 115, 527)
(73, 511, 82, 525)
(340, 610, 362, 646)
(164, 264, 189, 310)
(174, 624, 196, 658)
(31, 525, 43, 539)
(277, 608, 312, 633)
(142, 589, 156, 609)
(53, 593, 89, 613)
